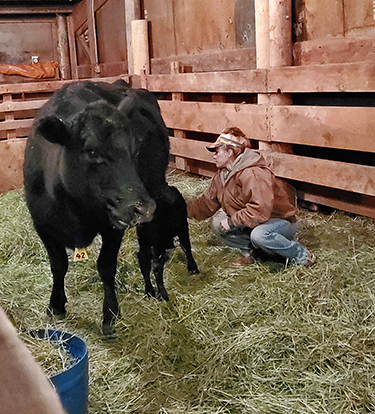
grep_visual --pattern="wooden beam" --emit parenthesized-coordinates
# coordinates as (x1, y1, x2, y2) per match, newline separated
(299, 192, 375, 219)
(150, 48, 257, 74)
(0, 7, 75, 15)
(266, 152, 375, 197)
(3, 95, 15, 140)
(125, 0, 141, 75)
(159, 101, 269, 140)
(0, 100, 47, 112)
(169, 137, 213, 163)
(56, 14, 71, 80)
(293, 37, 375, 66)
(67, 14, 79, 79)
(254, 0, 269, 69)
(0, 119, 34, 132)
(269, 105, 375, 153)
(269, 0, 292, 67)
(0, 75, 130, 95)
(0, 129, 30, 140)
(86, 0, 99, 77)
(147, 69, 267, 93)
(0, 139, 27, 194)
(263, 0, 293, 154)
(168, 158, 216, 178)
(131, 19, 150, 75)
(268, 61, 375, 93)
(170, 62, 187, 170)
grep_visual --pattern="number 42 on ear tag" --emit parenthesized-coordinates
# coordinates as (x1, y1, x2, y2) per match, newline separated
(73, 247, 89, 262)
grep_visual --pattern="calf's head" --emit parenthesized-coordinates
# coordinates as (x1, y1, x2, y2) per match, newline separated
(36, 101, 156, 229)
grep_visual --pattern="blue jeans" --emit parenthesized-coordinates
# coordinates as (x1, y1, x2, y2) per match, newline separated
(211, 210, 309, 265)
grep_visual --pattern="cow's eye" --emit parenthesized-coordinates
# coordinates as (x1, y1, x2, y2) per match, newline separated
(85, 150, 104, 164)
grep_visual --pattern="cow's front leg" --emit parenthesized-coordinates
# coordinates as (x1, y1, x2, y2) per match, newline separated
(43, 238, 69, 318)
(98, 230, 124, 335)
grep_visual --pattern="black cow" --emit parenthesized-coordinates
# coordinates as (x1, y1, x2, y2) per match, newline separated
(23, 80, 169, 335)
(136, 185, 199, 301)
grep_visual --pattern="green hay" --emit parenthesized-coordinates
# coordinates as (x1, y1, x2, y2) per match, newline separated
(1, 173, 375, 413)
(20, 331, 77, 377)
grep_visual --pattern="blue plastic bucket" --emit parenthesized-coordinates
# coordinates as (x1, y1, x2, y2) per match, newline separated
(32, 329, 89, 414)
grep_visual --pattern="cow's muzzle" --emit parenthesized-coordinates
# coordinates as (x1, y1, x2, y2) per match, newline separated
(108, 197, 156, 230)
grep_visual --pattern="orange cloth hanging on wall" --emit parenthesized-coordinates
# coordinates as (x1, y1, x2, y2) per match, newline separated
(0, 61, 58, 79)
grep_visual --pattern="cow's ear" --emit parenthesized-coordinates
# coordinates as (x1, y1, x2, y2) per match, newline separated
(37, 116, 72, 147)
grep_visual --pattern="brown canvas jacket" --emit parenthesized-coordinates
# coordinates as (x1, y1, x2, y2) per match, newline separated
(187, 149, 297, 229)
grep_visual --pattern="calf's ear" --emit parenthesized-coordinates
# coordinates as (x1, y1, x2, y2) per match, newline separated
(37, 116, 72, 147)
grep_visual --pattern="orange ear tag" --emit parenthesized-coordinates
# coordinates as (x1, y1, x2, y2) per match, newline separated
(73, 247, 89, 262)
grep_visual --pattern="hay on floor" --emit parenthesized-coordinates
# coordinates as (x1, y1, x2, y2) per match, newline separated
(0, 171, 375, 413)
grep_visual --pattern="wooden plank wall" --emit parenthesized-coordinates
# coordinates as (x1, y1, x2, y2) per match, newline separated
(1, 0, 375, 219)
(67, 0, 128, 79)
(144, 0, 257, 74)
(144, 59, 375, 219)
(1, 61, 374, 217)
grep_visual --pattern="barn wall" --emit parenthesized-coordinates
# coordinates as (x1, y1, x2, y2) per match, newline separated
(293, 0, 375, 65)
(68, 0, 128, 78)
(146, 0, 257, 73)
(0, 0, 375, 219)
(294, 0, 375, 41)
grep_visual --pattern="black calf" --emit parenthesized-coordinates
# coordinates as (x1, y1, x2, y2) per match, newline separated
(136, 185, 199, 301)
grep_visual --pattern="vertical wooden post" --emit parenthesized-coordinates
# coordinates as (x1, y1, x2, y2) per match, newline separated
(171, 62, 188, 171)
(255, 0, 271, 150)
(4, 94, 16, 140)
(255, 0, 269, 73)
(67, 14, 78, 79)
(86, 0, 100, 77)
(268, 0, 293, 154)
(56, 14, 71, 80)
(255, 0, 293, 153)
(269, 0, 293, 68)
(131, 19, 150, 75)
(125, 0, 141, 75)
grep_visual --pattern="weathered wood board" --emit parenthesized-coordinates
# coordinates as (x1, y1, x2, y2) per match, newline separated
(159, 100, 269, 140)
(270, 105, 375, 153)
(267, 152, 375, 198)
(294, 38, 375, 66)
(0, 139, 26, 193)
(147, 69, 267, 93)
(300, 0, 344, 40)
(268, 62, 375, 92)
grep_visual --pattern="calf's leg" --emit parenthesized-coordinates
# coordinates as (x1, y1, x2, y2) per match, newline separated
(178, 222, 200, 275)
(152, 249, 169, 301)
(137, 246, 156, 299)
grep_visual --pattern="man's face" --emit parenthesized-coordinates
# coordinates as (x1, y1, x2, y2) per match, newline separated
(213, 146, 233, 170)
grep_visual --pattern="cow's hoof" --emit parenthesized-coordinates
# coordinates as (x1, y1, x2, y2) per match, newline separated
(47, 306, 66, 320)
(157, 289, 169, 302)
(102, 323, 115, 337)
(145, 288, 156, 299)
(188, 266, 200, 275)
